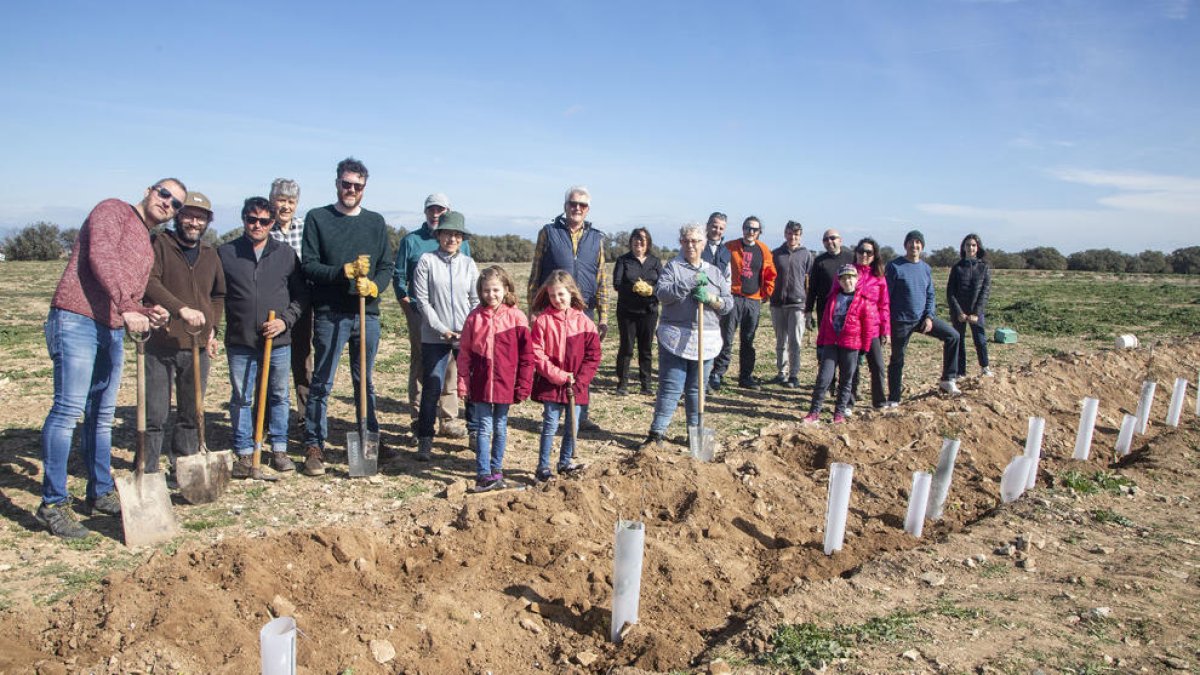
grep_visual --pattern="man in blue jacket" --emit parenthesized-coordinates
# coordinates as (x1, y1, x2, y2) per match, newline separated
(885, 230, 961, 404)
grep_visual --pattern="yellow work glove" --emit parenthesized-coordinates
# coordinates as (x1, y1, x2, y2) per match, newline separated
(632, 278, 654, 297)
(343, 262, 358, 280)
(356, 277, 379, 298)
(355, 254, 371, 277)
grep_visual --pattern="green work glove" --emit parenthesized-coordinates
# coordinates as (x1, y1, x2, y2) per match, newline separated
(695, 271, 709, 287)
(690, 284, 711, 304)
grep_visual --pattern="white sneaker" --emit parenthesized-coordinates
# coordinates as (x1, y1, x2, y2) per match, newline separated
(939, 379, 962, 397)
(981, 367, 994, 377)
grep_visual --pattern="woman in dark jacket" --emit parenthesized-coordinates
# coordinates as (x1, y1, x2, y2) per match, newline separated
(946, 233, 992, 378)
(612, 227, 661, 395)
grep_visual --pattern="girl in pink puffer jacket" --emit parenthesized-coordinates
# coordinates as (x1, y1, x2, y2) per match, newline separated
(804, 264, 873, 424)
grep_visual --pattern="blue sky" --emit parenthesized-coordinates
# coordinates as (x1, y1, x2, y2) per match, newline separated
(1, 0, 1197, 254)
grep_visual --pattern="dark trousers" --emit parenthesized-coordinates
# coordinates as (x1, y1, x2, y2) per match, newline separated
(850, 337, 887, 408)
(615, 309, 657, 388)
(291, 304, 314, 418)
(710, 296, 761, 385)
(144, 344, 210, 472)
(951, 315, 989, 378)
(810, 345, 859, 415)
(887, 317, 960, 403)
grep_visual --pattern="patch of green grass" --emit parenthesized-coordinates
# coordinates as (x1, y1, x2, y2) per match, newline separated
(979, 561, 1010, 578)
(0, 324, 42, 348)
(183, 514, 237, 531)
(1090, 508, 1134, 527)
(1059, 470, 1134, 496)
(385, 482, 429, 501)
(36, 564, 106, 605)
(243, 485, 267, 500)
(0, 588, 12, 611)
(930, 598, 984, 620)
(760, 610, 917, 671)
(64, 535, 101, 551)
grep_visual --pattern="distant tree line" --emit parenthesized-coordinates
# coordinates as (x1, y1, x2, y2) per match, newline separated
(6, 220, 1200, 275)
(925, 244, 1200, 275)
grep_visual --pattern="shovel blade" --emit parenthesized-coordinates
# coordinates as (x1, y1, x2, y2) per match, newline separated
(346, 431, 379, 477)
(687, 426, 717, 462)
(114, 471, 179, 548)
(175, 449, 232, 505)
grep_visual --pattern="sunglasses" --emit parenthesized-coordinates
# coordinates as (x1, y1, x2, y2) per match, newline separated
(856, 249, 875, 256)
(244, 216, 273, 226)
(567, 200, 590, 209)
(153, 186, 184, 211)
(744, 227, 761, 233)
(340, 180, 365, 192)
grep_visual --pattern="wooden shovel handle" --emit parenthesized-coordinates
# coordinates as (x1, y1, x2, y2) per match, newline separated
(252, 311, 276, 469)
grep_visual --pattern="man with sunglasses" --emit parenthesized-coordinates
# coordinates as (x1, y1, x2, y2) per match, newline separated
(299, 158, 395, 476)
(805, 229, 855, 329)
(38, 180, 181, 539)
(527, 185, 608, 431)
(141, 191, 226, 478)
(219, 197, 309, 476)
(709, 216, 776, 392)
(393, 193, 473, 443)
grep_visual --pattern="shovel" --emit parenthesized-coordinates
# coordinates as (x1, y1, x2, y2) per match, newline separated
(175, 328, 231, 503)
(346, 292, 379, 477)
(688, 299, 717, 462)
(250, 311, 281, 482)
(115, 330, 180, 547)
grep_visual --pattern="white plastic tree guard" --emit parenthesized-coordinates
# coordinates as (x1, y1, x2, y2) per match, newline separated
(1000, 456, 1032, 503)
(1072, 397, 1100, 460)
(1023, 416, 1046, 490)
(904, 471, 932, 538)
(260, 616, 297, 675)
(611, 519, 646, 642)
(824, 462, 854, 555)
(1166, 378, 1188, 427)
(1115, 414, 1137, 457)
(1135, 380, 1156, 435)
(926, 438, 960, 520)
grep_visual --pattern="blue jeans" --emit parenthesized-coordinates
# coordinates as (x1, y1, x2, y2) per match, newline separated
(888, 317, 960, 403)
(538, 402, 580, 473)
(40, 308, 124, 505)
(650, 349, 714, 435)
(418, 342, 457, 438)
(470, 401, 510, 478)
(951, 314, 990, 378)
(305, 311, 380, 448)
(228, 343, 291, 455)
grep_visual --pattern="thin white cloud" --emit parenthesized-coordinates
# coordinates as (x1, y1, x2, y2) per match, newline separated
(1050, 168, 1200, 215)
(1159, 0, 1189, 20)
(564, 104, 584, 117)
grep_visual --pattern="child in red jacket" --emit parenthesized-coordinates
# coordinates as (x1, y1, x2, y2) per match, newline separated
(804, 265, 872, 424)
(457, 267, 533, 492)
(530, 270, 602, 482)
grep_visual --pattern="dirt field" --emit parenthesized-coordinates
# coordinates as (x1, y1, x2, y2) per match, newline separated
(1, 260, 1198, 674)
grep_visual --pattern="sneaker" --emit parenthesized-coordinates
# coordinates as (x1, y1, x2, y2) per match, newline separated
(614, 385, 629, 396)
(271, 452, 296, 472)
(302, 446, 326, 476)
(939, 379, 963, 397)
(36, 502, 89, 540)
(558, 462, 586, 476)
(416, 437, 433, 462)
(784, 378, 800, 389)
(832, 413, 848, 424)
(438, 419, 468, 439)
(231, 454, 254, 479)
(709, 378, 723, 392)
(85, 491, 122, 516)
(802, 412, 821, 424)
(638, 431, 665, 450)
(981, 367, 994, 377)
(767, 375, 788, 386)
(738, 378, 763, 392)
(534, 468, 554, 483)
(471, 476, 506, 493)
(578, 419, 602, 433)
(639, 384, 654, 396)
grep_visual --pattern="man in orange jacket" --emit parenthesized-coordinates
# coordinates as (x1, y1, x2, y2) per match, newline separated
(709, 216, 776, 392)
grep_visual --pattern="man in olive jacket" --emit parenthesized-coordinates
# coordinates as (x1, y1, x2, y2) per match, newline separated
(142, 191, 226, 475)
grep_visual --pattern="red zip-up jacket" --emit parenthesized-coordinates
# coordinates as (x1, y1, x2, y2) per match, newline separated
(456, 303, 534, 404)
(817, 289, 873, 352)
(530, 307, 602, 405)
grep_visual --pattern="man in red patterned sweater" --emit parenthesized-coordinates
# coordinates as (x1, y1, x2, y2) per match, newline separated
(37, 180, 182, 539)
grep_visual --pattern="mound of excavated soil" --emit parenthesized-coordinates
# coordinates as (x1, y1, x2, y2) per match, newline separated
(1, 338, 1197, 673)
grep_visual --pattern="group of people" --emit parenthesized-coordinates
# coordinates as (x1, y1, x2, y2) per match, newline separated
(35, 158, 992, 540)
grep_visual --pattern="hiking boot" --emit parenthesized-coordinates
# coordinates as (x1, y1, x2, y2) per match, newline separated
(639, 383, 654, 396)
(36, 502, 89, 540)
(802, 412, 821, 424)
(271, 452, 296, 472)
(534, 468, 554, 483)
(302, 446, 325, 476)
(558, 462, 586, 476)
(85, 491, 121, 516)
(614, 385, 629, 396)
(638, 431, 664, 450)
(578, 419, 602, 433)
(739, 378, 762, 392)
(231, 454, 254, 479)
(439, 419, 468, 439)
(416, 437, 433, 462)
(939, 379, 963, 397)
(767, 374, 788, 386)
(784, 377, 800, 389)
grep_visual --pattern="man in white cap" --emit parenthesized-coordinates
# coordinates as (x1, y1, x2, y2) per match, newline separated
(393, 193, 473, 441)
(141, 191, 226, 476)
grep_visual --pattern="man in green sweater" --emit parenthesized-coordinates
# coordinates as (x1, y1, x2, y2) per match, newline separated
(299, 158, 395, 476)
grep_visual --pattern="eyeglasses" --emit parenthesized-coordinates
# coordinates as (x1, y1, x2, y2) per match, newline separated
(244, 216, 273, 226)
(681, 239, 704, 245)
(856, 249, 875, 256)
(567, 201, 590, 210)
(153, 186, 184, 211)
(340, 180, 365, 192)
(823, 235, 841, 242)
(744, 227, 761, 233)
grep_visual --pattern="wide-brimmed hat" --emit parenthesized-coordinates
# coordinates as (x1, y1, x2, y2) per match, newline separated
(436, 211, 471, 237)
